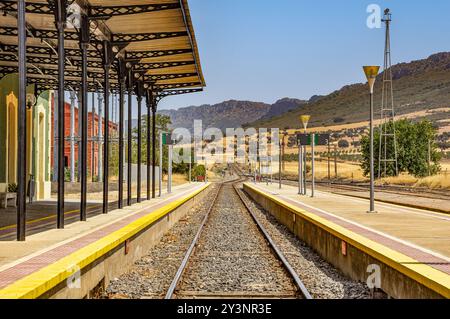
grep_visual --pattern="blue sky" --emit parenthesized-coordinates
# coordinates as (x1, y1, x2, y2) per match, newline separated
(156, 0, 450, 110)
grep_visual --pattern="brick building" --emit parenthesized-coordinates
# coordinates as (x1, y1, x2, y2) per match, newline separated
(50, 99, 118, 178)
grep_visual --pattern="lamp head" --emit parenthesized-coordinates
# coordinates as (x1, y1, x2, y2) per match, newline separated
(363, 66, 380, 93)
(300, 115, 311, 132)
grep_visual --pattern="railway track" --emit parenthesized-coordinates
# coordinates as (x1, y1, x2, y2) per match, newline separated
(165, 175, 312, 299)
(281, 177, 450, 201)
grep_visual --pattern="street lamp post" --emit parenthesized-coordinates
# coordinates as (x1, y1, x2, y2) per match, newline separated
(363, 66, 380, 213)
(298, 142, 302, 194)
(311, 133, 315, 198)
(279, 135, 282, 189)
(300, 115, 311, 195)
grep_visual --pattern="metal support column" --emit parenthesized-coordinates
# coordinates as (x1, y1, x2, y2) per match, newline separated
(69, 91, 76, 182)
(311, 133, 315, 198)
(97, 93, 103, 182)
(53, 91, 58, 182)
(146, 90, 152, 200)
(168, 144, 172, 194)
(298, 144, 303, 195)
(118, 61, 126, 209)
(79, 15, 89, 221)
(55, 0, 67, 229)
(159, 131, 163, 197)
(279, 137, 282, 189)
(303, 146, 307, 195)
(369, 90, 375, 213)
(102, 40, 112, 214)
(77, 91, 82, 183)
(127, 67, 133, 206)
(91, 92, 96, 181)
(152, 101, 157, 198)
(136, 82, 144, 203)
(17, 0, 27, 241)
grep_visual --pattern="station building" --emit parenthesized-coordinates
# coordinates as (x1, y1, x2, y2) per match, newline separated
(0, 73, 52, 200)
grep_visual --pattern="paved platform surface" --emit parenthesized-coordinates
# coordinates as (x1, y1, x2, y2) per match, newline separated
(247, 182, 450, 275)
(283, 180, 450, 214)
(0, 182, 207, 294)
(0, 182, 177, 241)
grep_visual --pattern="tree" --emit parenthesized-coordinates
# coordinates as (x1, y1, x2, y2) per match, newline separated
(360, 119, 441, 178)
(118, 114, 174, 178)
(192, 164, 206, 180)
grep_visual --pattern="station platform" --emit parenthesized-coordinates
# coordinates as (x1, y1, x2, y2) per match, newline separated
(243, 182, 450, 298)
(0, 182, 210, 299)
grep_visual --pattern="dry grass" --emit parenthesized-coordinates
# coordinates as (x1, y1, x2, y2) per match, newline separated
(283, 159, 450, 190)
(376, 174, 418, 186)
(282, 160, 366, 182)
(414, 175, 450, 189)
(377, 174, 450, 190)
(282, 108, 450, 136)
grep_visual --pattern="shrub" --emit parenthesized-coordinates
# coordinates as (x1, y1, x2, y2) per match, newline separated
(360, 119, 441, 178)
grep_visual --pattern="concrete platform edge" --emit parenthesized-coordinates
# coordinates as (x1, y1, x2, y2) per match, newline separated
(0, 183, 211, 299)
(243, 182, 450, 299)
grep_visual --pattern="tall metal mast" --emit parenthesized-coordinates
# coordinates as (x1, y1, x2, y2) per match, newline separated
(379, 8, 399, 177)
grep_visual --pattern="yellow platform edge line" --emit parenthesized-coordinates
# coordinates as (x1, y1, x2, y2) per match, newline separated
(0, 183, 211, 299)
(244, 183, 450, 298)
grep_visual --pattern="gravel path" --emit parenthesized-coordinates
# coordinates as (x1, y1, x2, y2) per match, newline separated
(237, 183, 372, 299)
(176, 183, 297, 298)
(104, 185, 220, 299)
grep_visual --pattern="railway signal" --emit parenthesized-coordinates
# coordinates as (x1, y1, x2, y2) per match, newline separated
(297, 133, 330, 146)
(296, 133, 329, 197)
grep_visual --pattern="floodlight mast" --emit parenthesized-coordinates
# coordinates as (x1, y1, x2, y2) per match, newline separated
(379, 8, 399, 178)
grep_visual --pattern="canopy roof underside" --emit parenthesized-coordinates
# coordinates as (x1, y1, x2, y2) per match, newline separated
(0, 0, 205, 94)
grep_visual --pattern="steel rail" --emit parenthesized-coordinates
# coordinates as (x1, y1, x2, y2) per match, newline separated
(164, 183, 223, 299)
(233, 183, 313, 299)
(280, 178, 450, 201)
(166, 169, 312, 299)
(230, 164, 313, 299)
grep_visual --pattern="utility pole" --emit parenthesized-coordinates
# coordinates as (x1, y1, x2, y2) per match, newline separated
(428, 139, 431, 176)
(334, 144, 338, 179)
(168, 143, 172, 194)
(327, 140, 331, 181)
(189, 160, 192, 183)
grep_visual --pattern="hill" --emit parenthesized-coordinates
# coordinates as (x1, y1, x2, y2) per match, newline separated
(159, 98, 309, 131)
(250, 52, 450, 129)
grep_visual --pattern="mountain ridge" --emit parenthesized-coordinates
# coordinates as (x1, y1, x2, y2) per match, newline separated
(159, 52, 450, 131)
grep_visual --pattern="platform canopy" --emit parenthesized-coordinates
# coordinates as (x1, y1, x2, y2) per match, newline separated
(0, 0, 205, 95)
